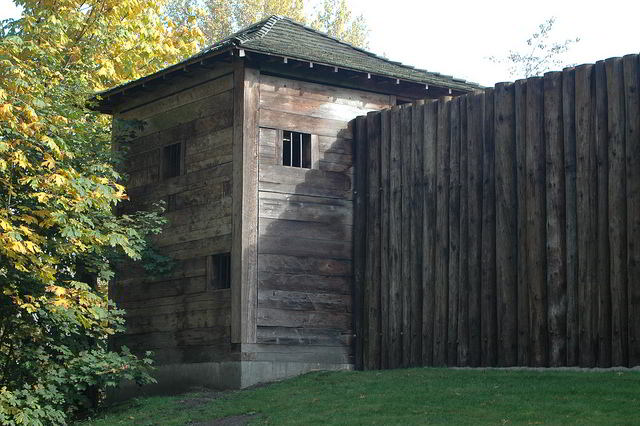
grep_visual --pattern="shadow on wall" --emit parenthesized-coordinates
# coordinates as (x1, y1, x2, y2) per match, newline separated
(255, 123, 356, 368)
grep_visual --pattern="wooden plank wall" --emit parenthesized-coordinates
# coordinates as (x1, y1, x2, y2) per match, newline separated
(256, 75, 393, 364)
(354, 54, 640, 369)
(110, 66, 235, 365)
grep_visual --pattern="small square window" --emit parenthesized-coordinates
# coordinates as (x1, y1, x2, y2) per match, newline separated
(282, 131, 311, 168)
(207, 253, 231, 290)
(163, 143, 182, 178)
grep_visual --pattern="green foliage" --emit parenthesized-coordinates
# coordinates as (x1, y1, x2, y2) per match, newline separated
(83, 368, 640, 425)
(310, 0, 369, 49)
(0, 0, 202, 424)
(165, 0, 369, 48)
(489, 17, 580, 78)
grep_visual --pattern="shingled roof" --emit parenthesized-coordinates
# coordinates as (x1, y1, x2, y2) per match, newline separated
(99, 15, 480, 102)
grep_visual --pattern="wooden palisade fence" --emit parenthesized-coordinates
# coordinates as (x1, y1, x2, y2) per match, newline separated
(353, 54, 640, 369)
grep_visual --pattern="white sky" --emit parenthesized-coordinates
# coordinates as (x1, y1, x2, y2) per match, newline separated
(2, 0, 639, 86)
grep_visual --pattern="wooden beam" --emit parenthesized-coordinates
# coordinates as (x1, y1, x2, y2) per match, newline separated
(259, 61, 455, 101)
(231, 59, 259, 344)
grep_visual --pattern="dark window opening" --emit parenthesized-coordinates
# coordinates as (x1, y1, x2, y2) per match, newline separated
(163, 143, 182, 178)
(207, 253, 231, 290)
(282, 131, 311, 168)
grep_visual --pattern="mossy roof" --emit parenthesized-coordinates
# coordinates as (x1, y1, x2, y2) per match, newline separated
(100, 15, 480, 101)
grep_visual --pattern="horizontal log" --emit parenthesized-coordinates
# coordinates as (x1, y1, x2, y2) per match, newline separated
(124, 90, 234, 139)
(257, 307, 351, 329)
(260, 90, 383, 122)
(164, 197, 232, 228)
(259, 109, 353, 139)
(112, 326, 230, 351)
(149, 344, 236, 365)
(113, 276, 207, 303)
(185, 144, 232, 174)
(127, 162, 232, 200)
(258, 289, 351, 313)
(115, 63, 233, 113)
(115, 256, 207, 285)
(152, 216, 231, 248)
(120, 73, 233, 120)
(259, 217, 352, 242)
(259, 164, 352, 199)
(119, 288, 231, 315)
(258, 271, 351, 295)
(242, 343, 352, 364)
(257, 326, 352, 346)
(317, 136, 353, 156)
(259, 192, 352, 224)
(127, 117, 233, 158)
(127, 167, 159, 189)
(126, 149, 161, 172)
(187, 126, 234, 156)
(124, 307, 231, 334)
(259, 74, 391, 107)
(257, 254, 351, 276)
(258, 235, 352, 259)
(318, 160, 351, 173)
(259, 127, 279, 165)
(159, 234, 232, 260)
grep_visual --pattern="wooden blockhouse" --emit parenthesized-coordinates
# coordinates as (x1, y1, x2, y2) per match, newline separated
(97, 16, 479, 393)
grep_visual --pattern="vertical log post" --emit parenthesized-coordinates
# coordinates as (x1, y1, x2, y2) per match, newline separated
(467, 93, 484, 367)
(422, 101, 438, 366)
(365, 111, 382, 369)
(495, 82, 518, 366)
(411, 101, 425, 365)
(515, 79, 530, 366)
(353, 116, 367, 370)
(434, 97, 451, 366)
(575, 64, 597, 366)
(457, 96, 470, 366)
(401, 105, 413, 367)
(389, 107, 403, 368)
(526, 77, 548, 367)
(605, 57, 628, 367)
(594, 60, 611, 367)
(380, 109, 392, 369)
(623, 54, 640, 366)
(481, 88, 497, 366)
(544, 71, 567, 367)
(448, 98, 461, 365)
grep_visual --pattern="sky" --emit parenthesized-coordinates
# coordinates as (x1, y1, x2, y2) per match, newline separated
(1, 0, 639, 86)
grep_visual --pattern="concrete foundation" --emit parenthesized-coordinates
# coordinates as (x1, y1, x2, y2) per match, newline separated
(108, 361, 353, 403)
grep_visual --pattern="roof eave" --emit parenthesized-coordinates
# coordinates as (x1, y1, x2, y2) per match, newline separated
(240, 47, 482, 92)
(92, 44, 236, 113)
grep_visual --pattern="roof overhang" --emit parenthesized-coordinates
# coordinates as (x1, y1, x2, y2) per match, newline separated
(93, 45, 483, 114)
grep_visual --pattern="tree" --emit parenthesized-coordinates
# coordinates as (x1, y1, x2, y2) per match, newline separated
(0, 1, 202, 424)
(310, 0, 368, 48)
(490, 17, 580, 78)
(164, 0, 233, 46)
(165, 0, 369, 48)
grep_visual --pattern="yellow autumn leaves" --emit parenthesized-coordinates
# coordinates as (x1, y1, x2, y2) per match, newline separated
(1, 0, 200, 291)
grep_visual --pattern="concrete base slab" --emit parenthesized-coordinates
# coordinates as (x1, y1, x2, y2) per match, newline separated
(108, 360, 353, 403)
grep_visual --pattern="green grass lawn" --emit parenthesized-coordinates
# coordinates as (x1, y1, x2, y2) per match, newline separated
(81, 368, 640, 425)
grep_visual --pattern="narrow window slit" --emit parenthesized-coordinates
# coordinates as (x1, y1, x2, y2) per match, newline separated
(207, 253, 231, 290)
(163, 142, 182, 178)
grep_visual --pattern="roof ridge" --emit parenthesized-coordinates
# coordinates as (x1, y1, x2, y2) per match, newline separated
(234, 15, 283, 44)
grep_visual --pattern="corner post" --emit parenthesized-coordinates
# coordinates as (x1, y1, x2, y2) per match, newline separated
(231, 57, 259, 344)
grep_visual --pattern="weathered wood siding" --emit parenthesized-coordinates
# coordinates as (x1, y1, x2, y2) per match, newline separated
(355, 55, 640, 368)
(256, 75, 393, 363)
(111, 66, 235, 365)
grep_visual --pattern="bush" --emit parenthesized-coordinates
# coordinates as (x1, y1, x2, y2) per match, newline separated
(0, 283, 156, 425)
